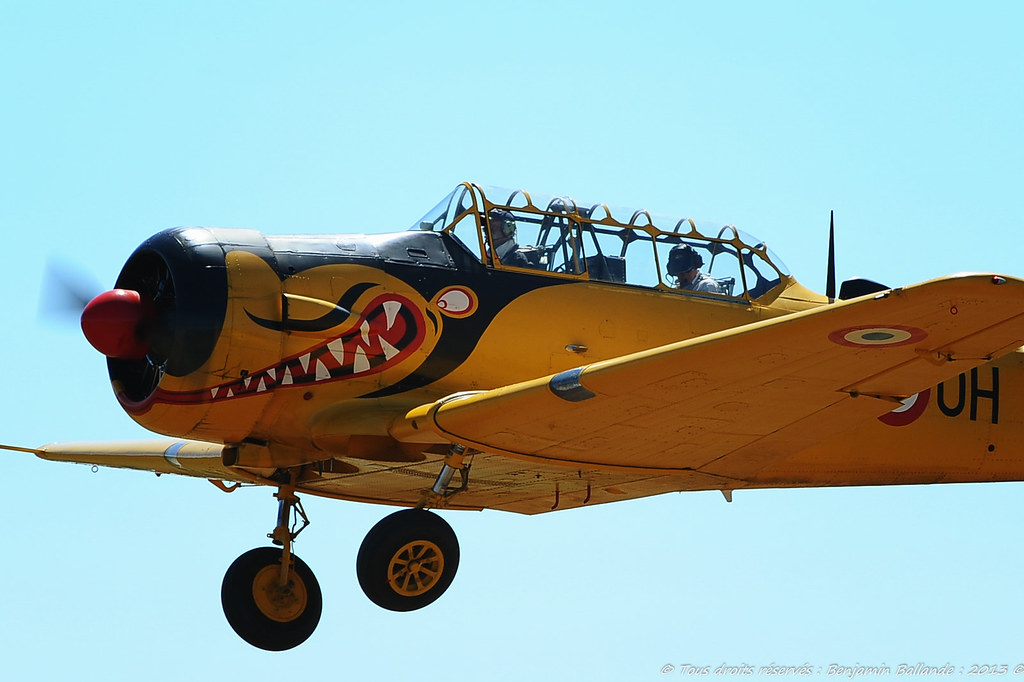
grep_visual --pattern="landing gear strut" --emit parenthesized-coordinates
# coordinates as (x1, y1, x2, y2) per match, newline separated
(220, 485, 461, 649)
(221, 488, 322, 651)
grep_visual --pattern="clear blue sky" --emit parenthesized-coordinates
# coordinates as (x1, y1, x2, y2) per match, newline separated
(3, 2, 1024, 680)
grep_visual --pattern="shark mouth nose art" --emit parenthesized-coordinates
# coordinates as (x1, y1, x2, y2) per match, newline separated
(133, 293, 425, 411)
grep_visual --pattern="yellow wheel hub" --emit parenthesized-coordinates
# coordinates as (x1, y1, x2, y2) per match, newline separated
(252, 564, 308, 623)
(387, 540, 444, 597)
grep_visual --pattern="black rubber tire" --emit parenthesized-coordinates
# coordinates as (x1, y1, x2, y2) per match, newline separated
(221, 547, 322, 651)
(356, 509, 459, 612)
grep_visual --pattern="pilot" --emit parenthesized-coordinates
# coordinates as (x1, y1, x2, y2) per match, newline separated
(487, 209, 532, 268)
(666, 244, 723, 294)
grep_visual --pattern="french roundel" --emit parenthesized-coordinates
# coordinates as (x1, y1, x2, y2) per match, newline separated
(877, 389, 930, 426)
(828, 325, 928, 348)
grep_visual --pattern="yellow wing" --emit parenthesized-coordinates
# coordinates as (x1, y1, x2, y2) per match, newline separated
(395, 273, 1024, 483)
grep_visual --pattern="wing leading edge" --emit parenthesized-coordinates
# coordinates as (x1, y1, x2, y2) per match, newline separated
(394, 274, 1024, 485)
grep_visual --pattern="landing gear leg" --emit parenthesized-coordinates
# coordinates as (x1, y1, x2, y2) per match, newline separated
(269, 487, 310, 584)
(353, 445, 467, 611)
(221, 487, 322, 651)
(428, 443, 471, 501)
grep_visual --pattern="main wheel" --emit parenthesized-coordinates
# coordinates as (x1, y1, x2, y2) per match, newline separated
(221, 547, 322, 651)
(356, 509, 459, 612)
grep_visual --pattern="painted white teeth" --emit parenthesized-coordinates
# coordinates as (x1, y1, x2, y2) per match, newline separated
(354, 347, 369, 374)
(380, 337, 399, 360)
(212, 300, 408, 397)
(328, 338, 345, 364)
(383, 301, 401, 330)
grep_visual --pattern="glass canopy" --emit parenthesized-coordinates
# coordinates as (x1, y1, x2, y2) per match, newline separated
(412, 182, 790, 301)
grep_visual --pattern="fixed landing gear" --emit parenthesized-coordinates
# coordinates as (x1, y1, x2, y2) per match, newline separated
(221, 488, 461, 649)
(221, 488, 322, 651)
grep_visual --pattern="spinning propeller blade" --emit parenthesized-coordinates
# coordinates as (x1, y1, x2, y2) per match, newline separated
(40, 259, 103, 319)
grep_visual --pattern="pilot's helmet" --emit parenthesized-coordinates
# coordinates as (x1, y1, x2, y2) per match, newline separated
(666, 244, 704, 276)
(488, 209, 517, 238)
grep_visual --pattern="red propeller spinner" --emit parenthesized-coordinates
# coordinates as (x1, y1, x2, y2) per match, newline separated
(80, 289, 155, 359)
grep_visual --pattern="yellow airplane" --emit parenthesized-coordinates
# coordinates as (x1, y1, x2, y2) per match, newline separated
(5, 181, 1024, 650)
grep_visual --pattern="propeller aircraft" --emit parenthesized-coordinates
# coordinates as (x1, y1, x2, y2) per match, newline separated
(6, 181, 1024, 650)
